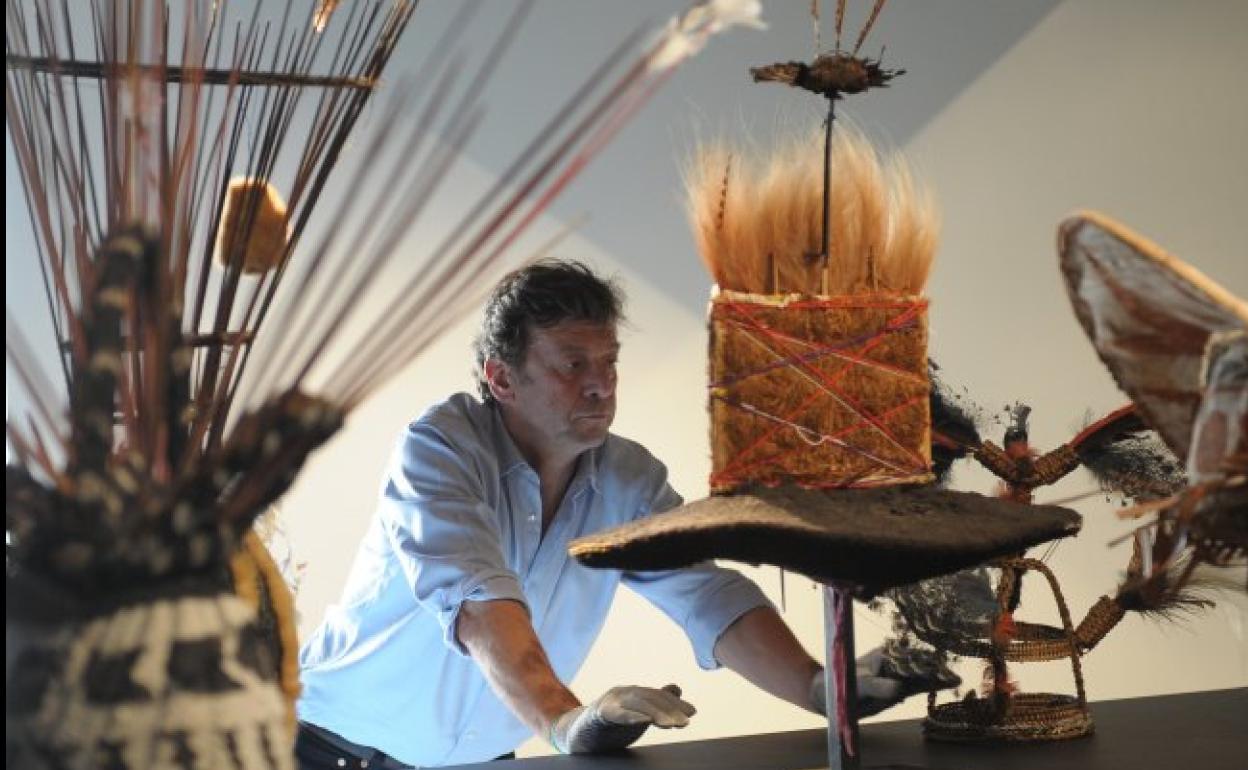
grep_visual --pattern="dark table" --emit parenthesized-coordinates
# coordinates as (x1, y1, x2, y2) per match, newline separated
(451, 688, 1247, 770)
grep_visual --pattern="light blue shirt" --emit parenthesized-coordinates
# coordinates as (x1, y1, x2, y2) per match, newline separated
(298, 393, 770, 766)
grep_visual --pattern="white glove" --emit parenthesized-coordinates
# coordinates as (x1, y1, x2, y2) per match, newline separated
(855, 647, 907, 717)
(809, 645, 959, 718)
(549, 684, 695, 754)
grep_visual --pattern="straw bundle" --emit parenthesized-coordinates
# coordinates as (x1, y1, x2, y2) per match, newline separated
(684, 125, 938, 295)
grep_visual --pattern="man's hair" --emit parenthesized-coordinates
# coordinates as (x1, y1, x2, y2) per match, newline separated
(474, 259, 624, 402)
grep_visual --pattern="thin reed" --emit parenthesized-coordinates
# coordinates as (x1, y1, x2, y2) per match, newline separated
(5, 0, 729, 498)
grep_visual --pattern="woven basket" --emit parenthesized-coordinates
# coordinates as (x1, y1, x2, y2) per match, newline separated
(925, 692, 1093, 742)
(922, 557, 1096, 743)
(938, 619, 1084, 662)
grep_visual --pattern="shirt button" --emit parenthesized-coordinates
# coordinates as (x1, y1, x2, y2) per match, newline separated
(527, 513, 537, 524)
(465, 730, 478, 740)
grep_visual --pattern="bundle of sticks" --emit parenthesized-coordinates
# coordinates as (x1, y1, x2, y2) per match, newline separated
(5, 1, 761, 766)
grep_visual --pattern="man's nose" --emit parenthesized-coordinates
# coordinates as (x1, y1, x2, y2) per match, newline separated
(582, 363, 616, 400)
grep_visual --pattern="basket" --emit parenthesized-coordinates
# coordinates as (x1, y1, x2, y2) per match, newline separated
(922, 557, 1096, 743)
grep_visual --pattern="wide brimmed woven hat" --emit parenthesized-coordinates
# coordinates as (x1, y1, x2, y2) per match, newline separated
(570, 485, 1080, 592)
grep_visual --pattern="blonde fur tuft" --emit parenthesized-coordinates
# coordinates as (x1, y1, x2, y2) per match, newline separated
(685, 125, 938, 295)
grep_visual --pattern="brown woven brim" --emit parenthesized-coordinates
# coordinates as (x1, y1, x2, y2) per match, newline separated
(1059, 210, 1248, 460)
(569, 485, 1081, 592)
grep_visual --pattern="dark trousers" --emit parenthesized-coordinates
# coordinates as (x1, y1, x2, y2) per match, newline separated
(296, 722, 514, 769)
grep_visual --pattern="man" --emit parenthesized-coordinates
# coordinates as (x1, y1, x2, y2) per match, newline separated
(297, 261, 932, 769)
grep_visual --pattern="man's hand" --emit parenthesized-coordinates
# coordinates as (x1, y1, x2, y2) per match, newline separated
(549, 684, 695, 754)
(809, 644, 960, 718)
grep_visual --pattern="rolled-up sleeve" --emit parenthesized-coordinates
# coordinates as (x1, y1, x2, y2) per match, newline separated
(624, 562, 772, 669)
(378, 424, 527, 656)
(619, 481, 772, 670)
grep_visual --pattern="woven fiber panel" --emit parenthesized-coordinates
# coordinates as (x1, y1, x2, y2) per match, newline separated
(709, 290, 932, 493)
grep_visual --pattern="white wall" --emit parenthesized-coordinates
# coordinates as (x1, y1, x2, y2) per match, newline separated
(280, 0, 1248, 758)
(905, 0, 1248, 705)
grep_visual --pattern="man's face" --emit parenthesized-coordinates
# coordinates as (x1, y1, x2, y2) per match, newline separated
(506, 320, 619, 456)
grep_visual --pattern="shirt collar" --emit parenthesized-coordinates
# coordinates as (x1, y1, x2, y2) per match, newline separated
(488, 402, 602, 495)
(489, 403, 529, 479)
(569, 443, 601, 497)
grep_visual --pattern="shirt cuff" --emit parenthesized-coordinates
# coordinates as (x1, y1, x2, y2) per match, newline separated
(439, 571, 528, 656)
(684, 577, 773, 670)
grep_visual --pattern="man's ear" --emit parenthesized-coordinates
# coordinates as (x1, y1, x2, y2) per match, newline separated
(484, 358, 515, 403)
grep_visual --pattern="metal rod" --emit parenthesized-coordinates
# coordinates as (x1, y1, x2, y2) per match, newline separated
(823, 584, 860, 770)
(820, 96, 836, 295)
(5, 55, 378, 90)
